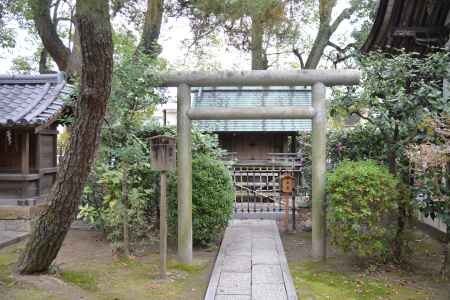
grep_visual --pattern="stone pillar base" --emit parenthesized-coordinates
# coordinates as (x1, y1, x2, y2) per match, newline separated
(0, 203, 48, 232)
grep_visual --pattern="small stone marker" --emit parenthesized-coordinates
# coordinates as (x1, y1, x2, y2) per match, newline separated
(148, 135, 176, 280)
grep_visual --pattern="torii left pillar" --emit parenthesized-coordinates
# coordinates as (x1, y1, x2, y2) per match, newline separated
(177, 83, 193, 264)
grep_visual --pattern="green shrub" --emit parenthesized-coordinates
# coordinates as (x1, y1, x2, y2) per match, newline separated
(78, 163, 158, 250)
(168, 154, 235, 247)
(326, 160, 400, 261)
(80, 127, 234, 250)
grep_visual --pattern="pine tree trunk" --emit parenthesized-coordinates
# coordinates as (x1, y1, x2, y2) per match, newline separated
(138, 0, 164, 56)
(251, 16, 268, 70)
(16, 0, 113, 274)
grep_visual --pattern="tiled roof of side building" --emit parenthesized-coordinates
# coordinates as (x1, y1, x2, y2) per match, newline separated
(0, 73, 72, 127)
(191, 86, 312, 132)
(361, 0, 450, 53)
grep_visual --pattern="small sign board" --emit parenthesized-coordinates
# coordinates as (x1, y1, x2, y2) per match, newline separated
(281, 174, 295, 193)
(148, 135, 176, 171)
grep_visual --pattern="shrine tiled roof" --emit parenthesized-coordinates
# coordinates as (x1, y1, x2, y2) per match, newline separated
(0, 73, 72, 127)
(192, 86, 312, 132)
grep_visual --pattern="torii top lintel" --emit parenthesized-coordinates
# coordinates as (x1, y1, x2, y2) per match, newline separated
(159, 70, 360, 87)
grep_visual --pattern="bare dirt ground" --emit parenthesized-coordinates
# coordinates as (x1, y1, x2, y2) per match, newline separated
(0, 229, 216, 300)
(283, 208, 450, 300)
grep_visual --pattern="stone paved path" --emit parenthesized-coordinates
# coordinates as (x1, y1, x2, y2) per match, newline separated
(204, 219, 297, 300)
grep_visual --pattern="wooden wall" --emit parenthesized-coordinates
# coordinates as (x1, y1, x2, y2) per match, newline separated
(0, 130, 23, 173)
(0, 127, 58, 206)
(218, 132, 290, 160)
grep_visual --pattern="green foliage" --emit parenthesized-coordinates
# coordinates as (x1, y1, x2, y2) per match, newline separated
(328, 124, 385, 166)
(10, 56, 32, 74)
(168, 154, 235, 247)
(331, 50, 449, 179)
(80, 164, 157, 248)
(326, 160, 400, 260)
(330, 51, 449, 260)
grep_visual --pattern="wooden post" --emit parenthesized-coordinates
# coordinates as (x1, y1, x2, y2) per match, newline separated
(21, 131, 30, 174)
(177, 83, 193, 264)
(148, 135, 175, 279)
(163, 109, 167, 126)
(160, 171, 168, 279)
(283, 192, 289, 231)
(312, 81, 327, 261)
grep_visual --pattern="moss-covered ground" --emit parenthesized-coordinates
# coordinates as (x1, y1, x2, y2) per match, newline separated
(283, 225, 449, 300)
(0, 230, 215, 300)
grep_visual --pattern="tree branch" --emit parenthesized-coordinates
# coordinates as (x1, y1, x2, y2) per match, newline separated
(330, 7, 356, 33)
(30, 0, 71, 72)
(327, 41, 356, 53)
(292, 47, 305, 69)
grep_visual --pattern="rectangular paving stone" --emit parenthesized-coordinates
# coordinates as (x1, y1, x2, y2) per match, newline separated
(252, 283, 287, 300)
(215, 295, 251, 300)
(252, 250, 279, 265)
(252, 238, 277, 251)
(217, 272, 251, 295)
(252, 265, 283, 284)
(225, 246, 251, 257)
(222, 256, 251, 273)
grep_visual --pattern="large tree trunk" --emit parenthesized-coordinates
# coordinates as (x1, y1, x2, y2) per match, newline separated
(16, 0, 113, 274)
(137, 0, 164, 56)
(251, 16, 268, 70)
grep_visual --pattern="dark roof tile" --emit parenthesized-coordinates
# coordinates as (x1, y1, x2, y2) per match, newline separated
(192, 87, 312, 132)
(0, 73, 71, 127)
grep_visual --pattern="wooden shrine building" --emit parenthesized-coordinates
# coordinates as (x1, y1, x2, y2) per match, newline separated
(362, 0, 450, 53)
(0, 73, 71, 230)
(192, 87, 312, 163)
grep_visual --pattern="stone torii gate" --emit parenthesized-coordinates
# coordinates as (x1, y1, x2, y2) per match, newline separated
(160, 70, 360, 264)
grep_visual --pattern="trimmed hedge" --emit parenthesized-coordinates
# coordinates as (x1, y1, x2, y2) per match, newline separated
(168, 154, 235, 247)
(326, 160, 400, 260)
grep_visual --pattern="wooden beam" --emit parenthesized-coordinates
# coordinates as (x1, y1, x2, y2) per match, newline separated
(160, 70, 360, 87)
(187, 107, 315, 120)
(34, 128, 58, 135)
